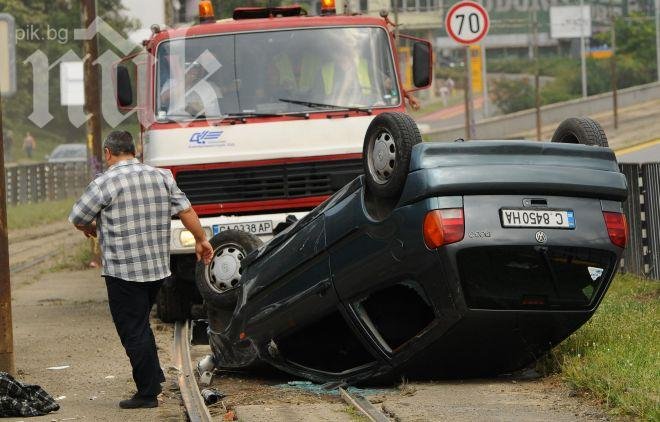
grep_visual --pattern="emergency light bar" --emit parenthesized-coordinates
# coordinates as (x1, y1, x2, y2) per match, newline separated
(321, 0, 336, 15)
(233, 5, 305, 20)
(199, 0, 215, 23)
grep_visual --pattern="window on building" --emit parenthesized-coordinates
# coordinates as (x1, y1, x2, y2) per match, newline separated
(391, 0, 439, 12)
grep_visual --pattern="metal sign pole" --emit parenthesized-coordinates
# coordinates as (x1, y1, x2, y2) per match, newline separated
(656, 0, 660, 81)
(481, 45, 489, 117)
(465, 46, 476, 139)
(533, 11, 542, 141)
(0, 96, 15, 375)
(579, 0, 588, 97)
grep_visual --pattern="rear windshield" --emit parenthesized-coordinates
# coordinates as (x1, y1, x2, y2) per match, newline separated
(457, 246, 616, 310)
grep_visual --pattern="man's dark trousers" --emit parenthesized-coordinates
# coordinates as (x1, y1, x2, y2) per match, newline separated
(105, 276, 166, 398)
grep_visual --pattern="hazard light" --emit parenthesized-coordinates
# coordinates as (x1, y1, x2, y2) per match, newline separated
(199, 0, 215, 23)
(321, 0, 336, 15)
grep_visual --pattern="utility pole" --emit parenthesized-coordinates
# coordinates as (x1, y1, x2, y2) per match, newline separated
(533, 11, 541, 141)
(81, 0, 102, 176)
(81, 0, 102, 266)
(0, 96, 15, 375)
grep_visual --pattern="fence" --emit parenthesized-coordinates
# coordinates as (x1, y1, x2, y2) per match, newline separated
(4, 162, 89, 206)
(619, 163, 660, 279)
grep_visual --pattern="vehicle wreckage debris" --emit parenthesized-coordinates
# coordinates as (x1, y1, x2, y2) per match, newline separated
(276, 380, 388, 397)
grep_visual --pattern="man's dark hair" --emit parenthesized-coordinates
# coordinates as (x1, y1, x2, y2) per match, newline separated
(103, 131, 136, 156)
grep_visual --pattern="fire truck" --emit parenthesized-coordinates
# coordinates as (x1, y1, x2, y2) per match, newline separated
(115, 0, 432, 322)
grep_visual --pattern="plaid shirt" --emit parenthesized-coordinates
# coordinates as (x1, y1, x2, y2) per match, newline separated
(69, 158, 191, 282)
(0, 372, 60, 417)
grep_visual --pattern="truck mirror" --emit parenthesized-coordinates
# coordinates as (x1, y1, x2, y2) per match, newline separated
(412, 41, 431, 88)
(116, 65, 134, 107)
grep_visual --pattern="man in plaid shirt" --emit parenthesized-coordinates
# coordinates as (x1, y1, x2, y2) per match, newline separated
(69, 131, 213, 409)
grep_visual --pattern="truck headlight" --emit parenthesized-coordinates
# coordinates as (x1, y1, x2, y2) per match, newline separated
(179, 228, 213, 247)
(179, 230, 196, 247)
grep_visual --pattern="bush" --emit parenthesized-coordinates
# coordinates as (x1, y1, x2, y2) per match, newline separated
(490, 77, 535, 113)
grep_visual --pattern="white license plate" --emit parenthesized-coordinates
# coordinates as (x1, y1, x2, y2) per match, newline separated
(212, 220, 273, 236)
(500, 209, 575, 229)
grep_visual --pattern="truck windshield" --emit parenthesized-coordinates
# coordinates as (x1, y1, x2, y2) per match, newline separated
(155, 27, 399, 121)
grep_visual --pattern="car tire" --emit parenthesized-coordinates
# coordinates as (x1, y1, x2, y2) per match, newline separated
(363, 112, 422, 198)
(551, 117, 608, 147)
(156, 277, 190, 323)
(195, 230, 263, 309)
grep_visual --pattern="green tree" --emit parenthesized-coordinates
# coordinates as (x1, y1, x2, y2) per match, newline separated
(0, 0, 138, 152)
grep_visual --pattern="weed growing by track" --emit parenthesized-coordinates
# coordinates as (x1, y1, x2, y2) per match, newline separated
(51, 240, 94, 271)
(7, 197, 76, 229)
(544, 274, 659, 420)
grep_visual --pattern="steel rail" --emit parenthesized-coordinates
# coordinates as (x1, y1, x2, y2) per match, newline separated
(9, 248, 64, 274)
(339, 386, 391, 422)
(173, 320, 213, 422)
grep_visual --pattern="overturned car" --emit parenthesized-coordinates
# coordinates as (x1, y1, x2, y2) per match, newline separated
(195, 113, 627, 384)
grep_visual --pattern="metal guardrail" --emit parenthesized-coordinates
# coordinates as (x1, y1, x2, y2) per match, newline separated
(4, 162, 89, 205)
(619, 163, 660, 280)
(423, 81, 660, 139)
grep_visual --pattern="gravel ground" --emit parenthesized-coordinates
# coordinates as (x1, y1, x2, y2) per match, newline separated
(5, 223, 184, 421)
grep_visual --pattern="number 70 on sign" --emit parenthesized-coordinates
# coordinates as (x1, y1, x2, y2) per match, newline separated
(445, 1, 490, 45)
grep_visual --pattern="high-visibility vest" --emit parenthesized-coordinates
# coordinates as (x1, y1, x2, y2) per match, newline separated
(273, 54, 296, 87)
(320, 59, 372, 95)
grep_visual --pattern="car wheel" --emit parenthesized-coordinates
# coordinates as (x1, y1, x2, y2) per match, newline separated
(195, 230, 263, 309)
(156, 277, 190, 323)
(363, 112, 422, 198)
(551, 117, 608, 147)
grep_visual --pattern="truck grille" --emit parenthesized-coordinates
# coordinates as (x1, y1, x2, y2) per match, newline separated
(175, 159, 363, 205)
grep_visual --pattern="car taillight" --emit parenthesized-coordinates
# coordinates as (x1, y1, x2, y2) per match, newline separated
(423, 208, 465, 249)
(603, 211, 627, 248)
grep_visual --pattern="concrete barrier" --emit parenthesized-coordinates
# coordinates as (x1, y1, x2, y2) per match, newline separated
(424, 81, 660, 141)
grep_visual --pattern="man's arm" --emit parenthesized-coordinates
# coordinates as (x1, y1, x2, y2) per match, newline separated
(69, 181, 105, 237)
(178, 207, 213, 265)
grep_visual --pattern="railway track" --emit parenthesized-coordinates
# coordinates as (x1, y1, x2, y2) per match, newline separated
(173, 321, 213, 422)
(172, 319, 392, 422)
(8, 222, 83, 274)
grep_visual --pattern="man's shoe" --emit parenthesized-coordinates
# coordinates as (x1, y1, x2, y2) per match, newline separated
(119, 394, 158, 409)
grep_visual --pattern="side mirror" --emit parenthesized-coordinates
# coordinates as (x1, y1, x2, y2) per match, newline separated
(116, 65, 134, 107)
(412, 41, 431, 88)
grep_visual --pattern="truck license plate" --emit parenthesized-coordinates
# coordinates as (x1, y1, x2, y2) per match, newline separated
(500, 209, 575, 229)
(213, 221, 273, 235)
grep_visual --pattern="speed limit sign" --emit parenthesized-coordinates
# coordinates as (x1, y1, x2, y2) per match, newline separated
(445, 1, 490, 45)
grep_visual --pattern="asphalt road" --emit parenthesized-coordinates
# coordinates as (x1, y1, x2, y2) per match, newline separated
(617, 140, 660, 163)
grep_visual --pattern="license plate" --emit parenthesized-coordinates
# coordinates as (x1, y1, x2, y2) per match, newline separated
(500, 209, 575, 229)
(212, 220, 273, 236)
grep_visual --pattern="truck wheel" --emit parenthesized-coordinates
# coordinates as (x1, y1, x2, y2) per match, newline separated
(195, 230, 263, 309)
(156, 277, 190, 323)
(551, 117, 608, 147)
(363, 112, 422, 198)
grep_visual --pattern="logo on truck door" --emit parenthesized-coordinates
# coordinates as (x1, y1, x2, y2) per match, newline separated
(189, 130, 224, 147)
